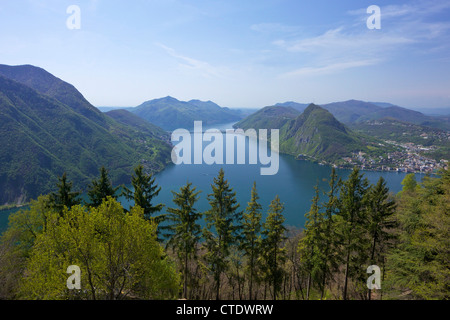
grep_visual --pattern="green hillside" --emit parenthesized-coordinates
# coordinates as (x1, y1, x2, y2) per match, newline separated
(131, 96, 242, 131)
(0, 67, 172, 205)
(279, 104, 369, 161)
(233, 105, 300, 130)
(320, 99, 450, 130)
(106, 109, 170, 142)
(235, 104, 382, 163)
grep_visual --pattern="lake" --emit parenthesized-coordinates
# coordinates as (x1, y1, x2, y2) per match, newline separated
(122, 122, 425, 229)
(0, 122, 426, 234)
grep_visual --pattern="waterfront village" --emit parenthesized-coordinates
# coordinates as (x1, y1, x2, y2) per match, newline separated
(337, 140, 449, 174)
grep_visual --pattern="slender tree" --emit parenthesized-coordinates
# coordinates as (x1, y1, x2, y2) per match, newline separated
(124, 165, 164, 220)
(262, 195, 286, 300)
(335, 167, 370, 300)
(163, 182, 202, 299)
(241, 181, 263, 300)
(319, 168, 340, 299)
(365, 177, 396, 300)
(298, 185, 323, 300)
(87, 166, 119, 207)
(49, 172, 81, 216)
(202, 168, 241, 300)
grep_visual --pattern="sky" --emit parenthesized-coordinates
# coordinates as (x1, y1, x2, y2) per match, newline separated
(0, 0, 449, 109)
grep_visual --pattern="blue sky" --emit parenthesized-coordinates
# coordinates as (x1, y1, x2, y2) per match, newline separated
(1, 0, 449, 109)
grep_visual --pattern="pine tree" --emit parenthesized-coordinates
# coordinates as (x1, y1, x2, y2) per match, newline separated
(163, 182, 202, 299)
(385, 169, 450, 300)
(124, 165, 164, 220)
(49, 172, 81, 216)
(262, 195, 286, 300)
(87, 166, 119, 207)
(241, 181, 263, 300)
(366, 177, 396, 300)
(298, 185, 323, 300)
(335, 167, 370, 300)
(202, 168, 241, 300)
(320, 168, 340, 299)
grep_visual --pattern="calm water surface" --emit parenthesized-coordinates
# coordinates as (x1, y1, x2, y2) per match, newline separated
(0, 122, 426, 233)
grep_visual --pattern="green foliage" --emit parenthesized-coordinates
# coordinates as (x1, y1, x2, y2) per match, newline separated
(240, 182, 263, 299)
(202, 168, 241, 299)
(261, 195, 287, 300)
(87, 166, 120, 207)
(333, 167, 371, 299)
(1, 162, 448, 301)
(18, 198, 180, 300)
(385, 169, 450, 299)
(298, 185, 326, 299)
(124, 165, 164, 220)
(163, 182, 202, 299)
(48, 172, 81, 216)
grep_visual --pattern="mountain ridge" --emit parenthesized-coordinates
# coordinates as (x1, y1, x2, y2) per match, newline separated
(0, 65, 172, 205)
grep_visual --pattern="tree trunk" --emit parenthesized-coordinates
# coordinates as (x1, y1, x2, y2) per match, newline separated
(343, 246, 351, 300)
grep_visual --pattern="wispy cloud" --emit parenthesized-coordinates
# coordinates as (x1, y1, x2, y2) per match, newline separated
(155, 43, 225, 78)
(273, 27, 414, 53)
(272, 0, 450, 79)
(279, 59, 379, 78)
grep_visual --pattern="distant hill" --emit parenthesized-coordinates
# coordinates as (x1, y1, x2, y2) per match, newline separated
(262, 99, 450, 131)
(321, 100, 383, 123)
(274, 101, 310, 113)
(129, 96, 242, 131)
(98, 106, 133, 113)
(0, 65, 172, 205)
(235, 104, 375, 162)
(233, 106, 301, 130)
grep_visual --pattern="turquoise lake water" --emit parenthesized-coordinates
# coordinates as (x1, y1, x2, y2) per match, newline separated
(0, 122, 426, 234)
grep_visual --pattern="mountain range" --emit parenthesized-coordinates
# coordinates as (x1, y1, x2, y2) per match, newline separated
(268, 99, 450, 131)
(128, 96, 242, 131)
(234, 104, 381, 162)
(1, 63, 448, 204)
(0, 64, 172, 205)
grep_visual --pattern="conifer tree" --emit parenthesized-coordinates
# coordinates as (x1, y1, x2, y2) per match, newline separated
(335, 167, 370, 300)
(298, 185, 323, 300)
(87, 166, 119, 207)
(49, 172, 81, 216)
(124, 165, 164, 220)
(262, 195, 286, 300)
(319, 168, 340, 299)
(202, 168, 241, 300)
(164, 182, 202, 299)
(366, 177, 396, 300)
(241, 181, 263, 300)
